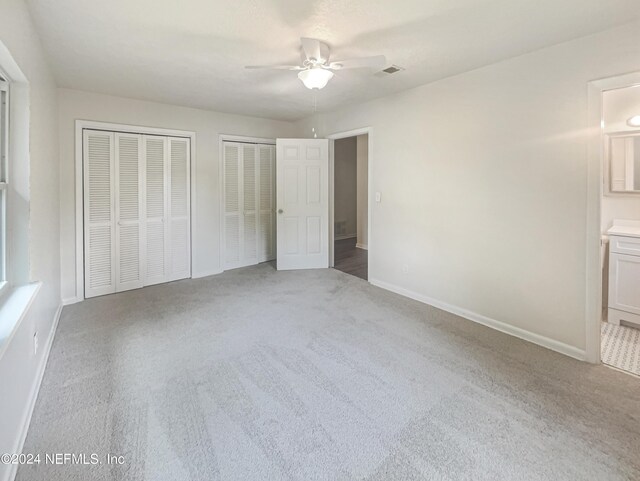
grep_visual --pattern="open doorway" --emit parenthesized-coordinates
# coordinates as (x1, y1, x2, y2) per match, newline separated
(332, 134, 368, 280)
(598, 82, 640, 376)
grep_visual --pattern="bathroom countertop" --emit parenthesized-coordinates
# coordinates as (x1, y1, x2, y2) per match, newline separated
(607, 220, 640, 239)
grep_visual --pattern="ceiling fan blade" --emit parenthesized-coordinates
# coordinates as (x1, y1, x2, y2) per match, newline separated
(245, 65, 305, 70)
(301, 37, 324, 62)
(327, 55, 386, 70)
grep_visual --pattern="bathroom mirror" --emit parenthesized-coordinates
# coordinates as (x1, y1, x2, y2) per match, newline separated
(609, 133, 640, 193)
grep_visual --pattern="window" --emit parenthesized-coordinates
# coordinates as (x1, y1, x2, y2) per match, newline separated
(0, 74, 7, 291)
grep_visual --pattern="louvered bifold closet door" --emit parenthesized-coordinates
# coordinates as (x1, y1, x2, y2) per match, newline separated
(224, 143, 241, 269)
(223, 142, 275, 271)
(115, 133, 144, 291)
(167, 137, 191, 281)
(258, 145, 275, 262)
(144, 135, 168, 286)
(84, 130, 116, 298)
(242, 144, 259, 265)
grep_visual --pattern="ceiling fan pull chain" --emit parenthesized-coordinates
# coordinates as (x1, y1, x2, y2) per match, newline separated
(312, 92, 319, 137)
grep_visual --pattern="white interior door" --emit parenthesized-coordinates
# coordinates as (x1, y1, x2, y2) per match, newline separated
(242, 144, 259, 265)
(223, 141, 276, 270)
(144, 135, 168, 286)
(115, 133, 144, 291)
(84, 129, 191, 298)
(84, 130, 116, 297)
(167, 137, 191, 281)
(258, 144, 276, 262)
(276, 138, 329, 270)
(223, 142, 242, 268)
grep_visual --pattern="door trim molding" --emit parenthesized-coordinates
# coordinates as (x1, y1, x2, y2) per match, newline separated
(219, 134, 276, 145)
(218, 135, 276, 272)
(74, 120, 196, 302)
(327, 127, 372, 277)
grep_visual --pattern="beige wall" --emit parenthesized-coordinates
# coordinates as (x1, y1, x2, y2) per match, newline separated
(334, 137, 357, 239)
(295, 21, 640, 356)
(601, 85, 640, 232)
(357, 134, 369, 248)
(0, 1, 60, 478)
(58, 88, 295, 302)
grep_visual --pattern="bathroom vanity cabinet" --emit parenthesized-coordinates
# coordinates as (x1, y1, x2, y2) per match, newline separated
(608, 222, 640, 327)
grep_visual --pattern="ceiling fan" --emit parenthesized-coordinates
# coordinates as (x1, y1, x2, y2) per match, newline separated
(245, 38, 386, 90)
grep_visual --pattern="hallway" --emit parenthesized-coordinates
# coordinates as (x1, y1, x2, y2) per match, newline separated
(334, 238, 368, 280)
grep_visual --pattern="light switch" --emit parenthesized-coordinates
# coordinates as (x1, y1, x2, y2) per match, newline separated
(375, 192, 381, 203)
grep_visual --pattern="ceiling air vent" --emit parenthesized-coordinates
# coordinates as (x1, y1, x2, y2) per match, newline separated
(375, 65, 404, 78)
(383, 65, 403, 74)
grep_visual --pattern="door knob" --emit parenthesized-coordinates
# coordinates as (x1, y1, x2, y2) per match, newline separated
(278, 209, 283, 214)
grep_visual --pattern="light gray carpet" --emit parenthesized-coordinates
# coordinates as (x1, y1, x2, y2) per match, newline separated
(17, 263, 640, 480)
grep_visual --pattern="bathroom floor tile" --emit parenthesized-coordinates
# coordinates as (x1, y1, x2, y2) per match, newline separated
(602, 321, 640, 376)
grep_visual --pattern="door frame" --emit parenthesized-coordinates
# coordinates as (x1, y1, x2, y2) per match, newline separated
(585, 71, 640, 363)
(327, 127, 372, 277)
(218, 134, 276, 272)
(74, 120, 196, 303)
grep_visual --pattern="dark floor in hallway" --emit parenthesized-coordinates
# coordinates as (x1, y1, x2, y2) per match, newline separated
(334, 237, 367, 280)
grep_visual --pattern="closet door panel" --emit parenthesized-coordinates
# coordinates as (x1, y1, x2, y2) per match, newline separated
(258, 145, 275, 262)
(144, 135, 168, 286)
(115, 133, 144, 291)
(224, 143, 241, 268)
(243, 145, 258, 263)
(168, 137, 191, 280)
(223, 141, 275, 270)
(85, 130, 192, 297)
(84, 130, 116, 298)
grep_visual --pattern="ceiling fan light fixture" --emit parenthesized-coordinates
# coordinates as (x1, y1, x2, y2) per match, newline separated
(298, 68, 334, 89)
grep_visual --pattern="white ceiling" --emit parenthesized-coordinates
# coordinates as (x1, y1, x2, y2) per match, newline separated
(26, 0, 640, 121)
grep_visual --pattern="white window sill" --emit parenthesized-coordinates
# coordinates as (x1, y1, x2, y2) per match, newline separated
(0, 282, 41, 361)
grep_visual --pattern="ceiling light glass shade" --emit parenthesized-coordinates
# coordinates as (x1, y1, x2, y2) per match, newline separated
(298, 68, 334, 89)
(627, 115, 640, 127)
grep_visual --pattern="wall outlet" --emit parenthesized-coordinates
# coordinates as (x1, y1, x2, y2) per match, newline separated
(402, 264, 409, 274)
(33, 332, 38, 356)
(375, 192, 382, 203)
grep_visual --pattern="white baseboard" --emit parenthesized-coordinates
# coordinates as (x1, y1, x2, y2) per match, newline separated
(356, 243, 368, 250)
(334, 234, 356, 241)
(62, 297, 81, 306)
(369, 278, 586, 361)
(192, 269, 223, 279)
(6, 303, 62, 481)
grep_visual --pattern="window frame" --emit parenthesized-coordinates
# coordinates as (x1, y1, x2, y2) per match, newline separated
(0, 74, 9, 295)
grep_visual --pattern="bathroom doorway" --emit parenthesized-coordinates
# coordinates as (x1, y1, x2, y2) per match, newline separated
(596, 80, 640, 376)
(330, 133, 369, 281)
